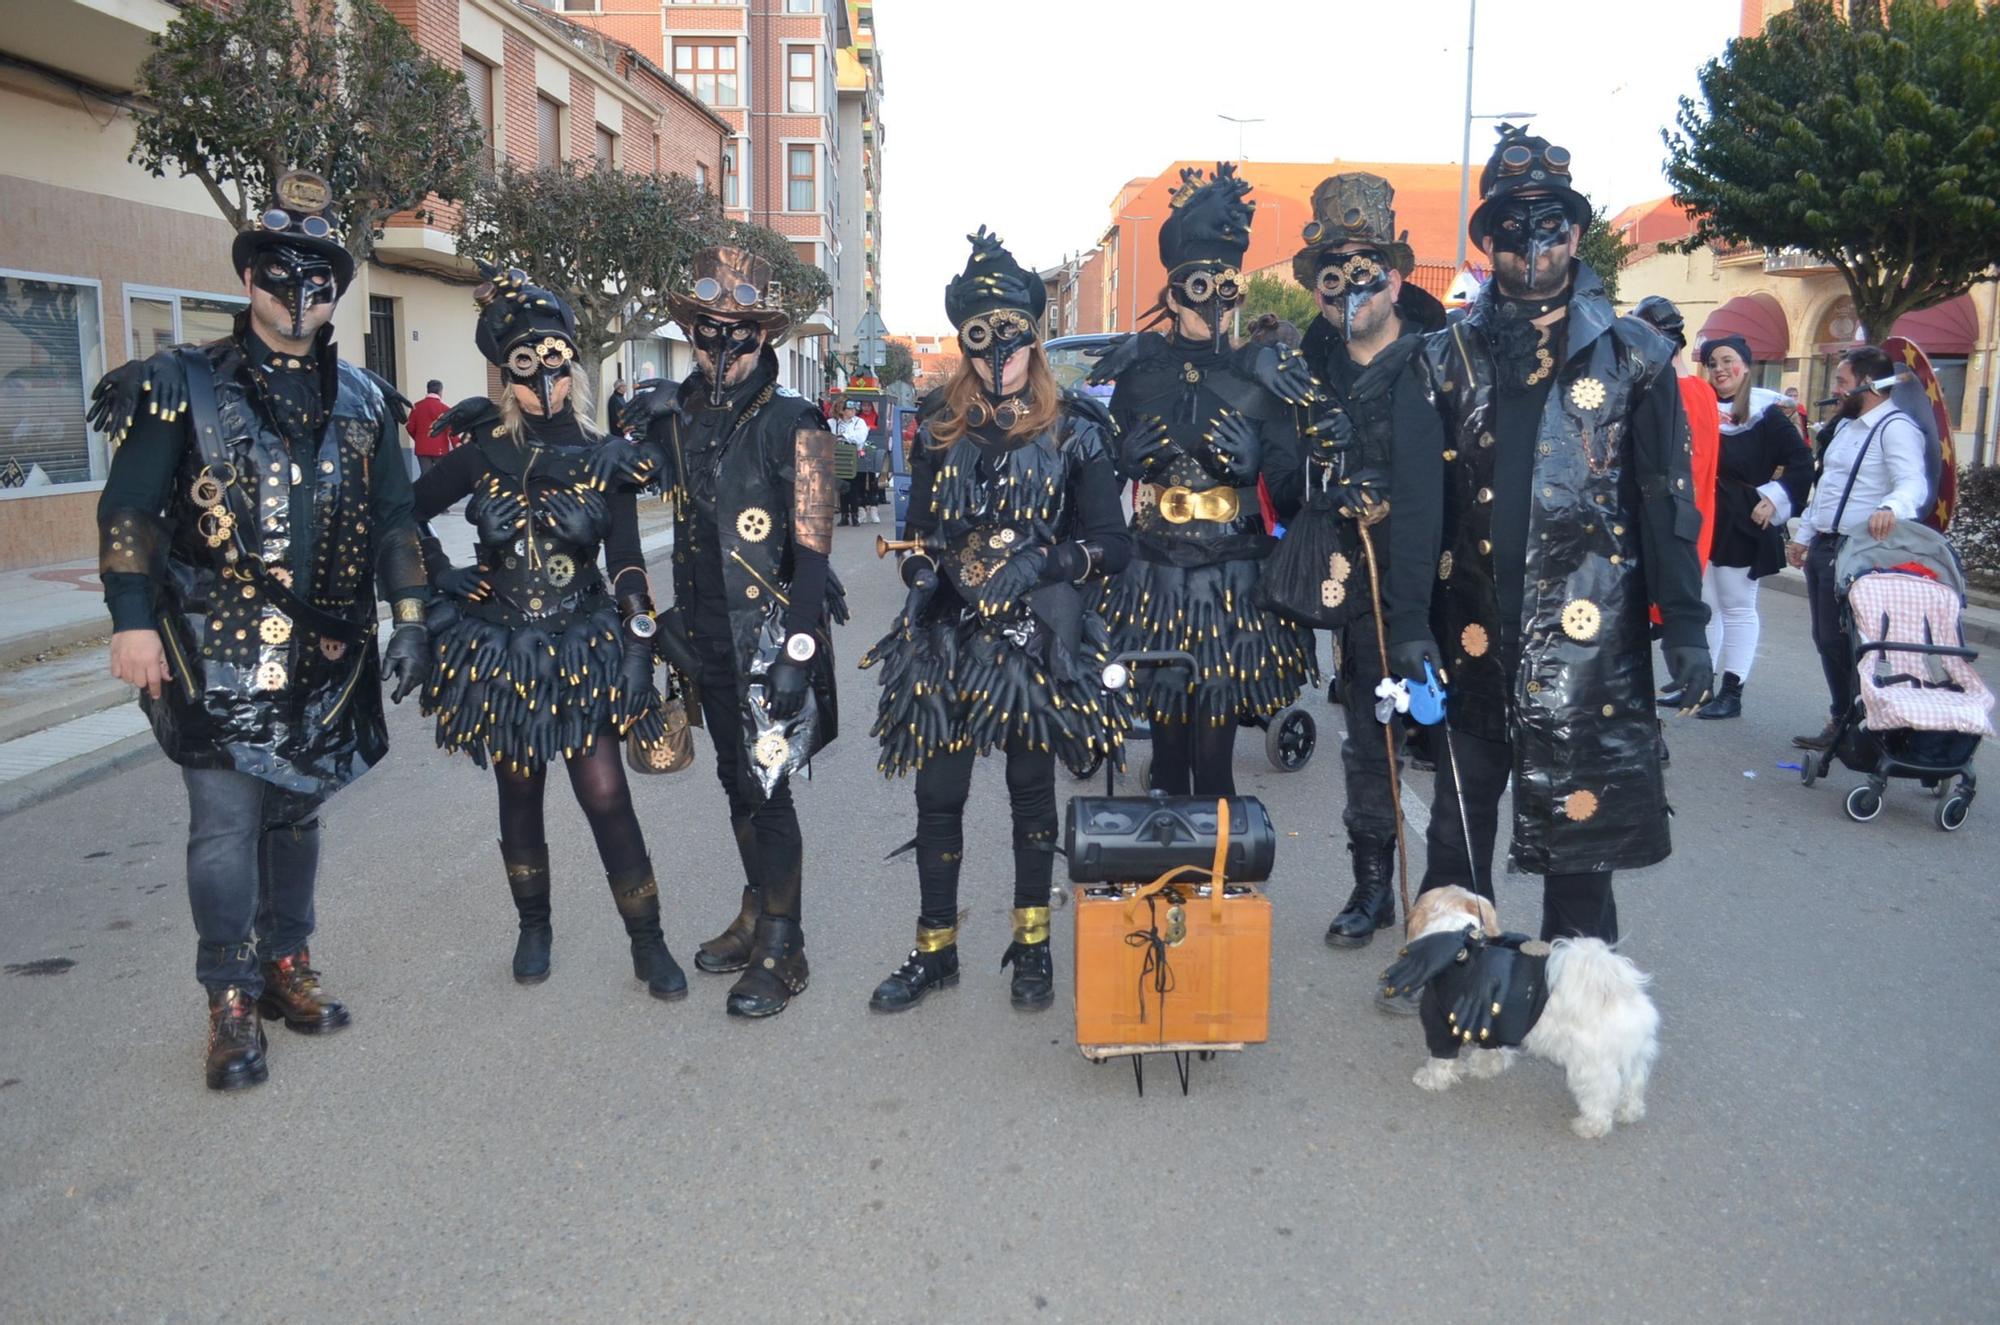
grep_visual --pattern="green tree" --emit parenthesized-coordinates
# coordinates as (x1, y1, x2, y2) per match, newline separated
(458, 159, 723, 368)
(1578, 207, 1638, 302)
(128, 0, 484, 260)
(1238, 273, 1319, 335)
(717, 221, 836, 332)
(1664, 0, 2000, 337)
(880, 338, 915, 387)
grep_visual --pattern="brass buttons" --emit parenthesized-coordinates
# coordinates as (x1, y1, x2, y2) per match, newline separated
(1476, 487, 1493, 504)
(1563, 789, 1600, 821)
(1438, 551, 1454, 580)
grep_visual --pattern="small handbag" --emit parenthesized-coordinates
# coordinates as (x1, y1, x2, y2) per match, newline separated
(626, 691, 695, 775)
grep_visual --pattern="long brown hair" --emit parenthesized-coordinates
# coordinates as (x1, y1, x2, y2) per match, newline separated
(926, 342, 1061, 446)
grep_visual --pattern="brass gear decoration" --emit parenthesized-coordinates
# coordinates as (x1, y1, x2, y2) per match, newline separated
(1570, 377, 1607, 412)
(753, 728, 791, 770)
(258, 615, 293, 645)
(1563, 789, 1600, 821)
(736, 507, 773, 543)
(319, 638, 348, 661)
(1327, 552, 1351, 584)
(1460, 623, 1490, 658)
(545, 553, 576, 588)
(1560, 598, 1602, 642)
(253, 660, 288, 691)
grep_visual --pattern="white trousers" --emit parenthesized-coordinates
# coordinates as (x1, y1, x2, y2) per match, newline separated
(1702, 563, 1761, 681)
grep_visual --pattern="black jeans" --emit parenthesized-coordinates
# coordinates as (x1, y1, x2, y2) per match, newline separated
(1337, 617, 1403, 850)
(911, 736, 1058, 929)
(1804, 533, 1852, 720)
(838, 478, 859, 523)
(1417, 726, 1619, 943)
(182, 766, 325, 996)
(695, 635, 803, 919)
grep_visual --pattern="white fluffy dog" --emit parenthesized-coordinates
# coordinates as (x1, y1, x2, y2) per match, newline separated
(1392, 887, 1660, 1139)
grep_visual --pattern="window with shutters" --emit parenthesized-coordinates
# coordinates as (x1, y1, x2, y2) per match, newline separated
(787, 146, 815, 212)
(672, 42, 738, 107)
(0, 272, 106, 487)
(462, 52, 495, 175)
(537, 95, 562, 167)
(595, 125, 616, 170)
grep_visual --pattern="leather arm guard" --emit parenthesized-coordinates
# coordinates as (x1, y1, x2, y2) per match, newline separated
(792, 426, 837, 556)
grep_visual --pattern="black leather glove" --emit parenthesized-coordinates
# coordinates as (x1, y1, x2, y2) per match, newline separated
(1041, 542, 1092, 583)
(764, 658, 811, 720)
(381, 622, 432, 704)
(1388, 636, 1444, 686)
(614, 633, 664, 744)
(537, 485, 607, 545)
(977, 547, 1047, 618)
(1246, 342, 1318, 407)
(1306, 403, 1358, 460)
(1086, 331, 1165, 385)
(1122, 415, 1176, 479)
(1664, 645, 1715, 713)
(588, 436, 667, 490)
(1206, 409, 1258, 482)
(435, 562, 492, 603)
(434, 397, 498, 443)
(1335, 466, 1390, 521)
(1380, 926, 1478, 1000)
(1447, 941, 1512, 1046)
(468, 483, 525, 546)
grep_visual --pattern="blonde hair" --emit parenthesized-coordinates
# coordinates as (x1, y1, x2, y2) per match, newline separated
(927, 342, 1061, 446)
(497, 366, 602, 442)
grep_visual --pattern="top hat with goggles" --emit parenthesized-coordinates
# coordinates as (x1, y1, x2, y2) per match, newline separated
(231, 171, 355, 338)
(472, 261, 579, 417)
(667, 247, 793, 342)
(943, 227, 1045, 412)
(1466, 123, 1591, 249)
(1292, 172, 1413, 287)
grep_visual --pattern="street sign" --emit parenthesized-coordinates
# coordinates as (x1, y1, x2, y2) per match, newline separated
(856, 305, 888, 368)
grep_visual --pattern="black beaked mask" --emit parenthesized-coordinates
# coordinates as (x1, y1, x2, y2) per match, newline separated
(252, 243, 337, 339)
(691, 315, 763, 406)
(1487, 198, 1575, 279)
(1169, 261, 1244, 354)
(504, 333, 578, 418)
(958, 309, 1037, 407)
(1316, 249, 1392, 338)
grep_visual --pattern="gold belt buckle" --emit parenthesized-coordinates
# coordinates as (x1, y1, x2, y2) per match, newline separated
(1157, 485, 1239, 524)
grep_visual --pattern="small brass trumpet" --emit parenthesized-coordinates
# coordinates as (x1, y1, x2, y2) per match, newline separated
(875, 535, 928, 558)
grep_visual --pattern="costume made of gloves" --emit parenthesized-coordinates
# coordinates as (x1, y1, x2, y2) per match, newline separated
(92, 174, 426, 1013)
(1380, 926, 1551, 1058)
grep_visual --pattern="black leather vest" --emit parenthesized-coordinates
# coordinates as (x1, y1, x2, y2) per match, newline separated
(461, 433, 611, 631)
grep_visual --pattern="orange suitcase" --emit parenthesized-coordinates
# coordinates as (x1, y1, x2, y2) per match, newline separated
(1072, 801, 1272, 1050)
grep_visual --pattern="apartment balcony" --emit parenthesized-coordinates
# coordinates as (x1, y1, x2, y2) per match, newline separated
(1712, 240, 1767, 268)
(1763, 247, 1837, 277)
(8, 0, 165, 90)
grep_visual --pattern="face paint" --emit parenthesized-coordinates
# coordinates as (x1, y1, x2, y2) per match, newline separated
(691, 316, 763, 405)
(505, 334, 577, 416)
(252, 244, 337, 338)
(958, 309, 1037, 404)
(1316, 249, 1392, 338)
(1488, 197, 1575, 295)
(1170, 262, 1244, 352)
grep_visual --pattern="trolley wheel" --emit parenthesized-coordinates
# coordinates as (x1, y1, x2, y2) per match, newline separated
(1131, 754, 1152, 793)
(1937, 795, 1971, 832)
(1844, 784, 1884, 823)
(1265, 705, 1317, 771)
(1064, 749, 1104, 782)
(1799, 757, 1818, 788)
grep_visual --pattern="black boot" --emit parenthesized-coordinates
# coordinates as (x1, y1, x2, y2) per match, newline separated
(502, 843, 553, 985)
(1001, 906, 1055, 1010)
(1325, 841, 1397, 948)
(205, 986, 268, 1092)
(869, 924, 960, 1012)
(696, 819, 761, 974)
(726, 915, 808, 1018)
(609, 864, 687, 1002)
(1696, 671, 1743, 720)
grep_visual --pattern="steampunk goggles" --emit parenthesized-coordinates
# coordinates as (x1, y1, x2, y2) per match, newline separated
(1495, 142, 1572, 179)
(692, 276, 766, 310)
(258, 209, 337, 241)
(1172, 264, 1243, 307)
(957, 309, 1037, 354)
(505, 335, 577, 379)
(1315, 250, 1390, 301)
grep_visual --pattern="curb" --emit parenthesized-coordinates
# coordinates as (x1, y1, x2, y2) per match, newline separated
(0, 678, 133, 746)
(0, 621, 109, 671)
(0, 730, 160, 818)
(1760, 569, 2000, 648)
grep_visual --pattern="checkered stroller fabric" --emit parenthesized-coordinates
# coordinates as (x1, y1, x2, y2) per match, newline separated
(1847, 571, 1995, 738)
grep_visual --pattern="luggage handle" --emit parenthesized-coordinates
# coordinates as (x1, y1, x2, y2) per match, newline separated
(1122, 798, 1229, 926)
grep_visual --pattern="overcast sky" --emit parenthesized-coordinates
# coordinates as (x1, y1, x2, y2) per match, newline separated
(870, 0, 1741, 336)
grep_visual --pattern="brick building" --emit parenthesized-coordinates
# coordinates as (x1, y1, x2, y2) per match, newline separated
(0, 0, 730, 570)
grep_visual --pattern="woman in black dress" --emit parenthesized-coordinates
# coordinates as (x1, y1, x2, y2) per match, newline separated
(1692, 335, 1813, 719)
(415, 265, 684, 999)
(861, 229, 1132, 1012)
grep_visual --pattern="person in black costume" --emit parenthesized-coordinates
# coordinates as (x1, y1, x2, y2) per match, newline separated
(414, 265, 684, 1002)
(1685, 334, 1813, 720)
(1386, 126, 1710, 948)
(1090, 163, 1311, 797)
(860, 228, 1132, 1013)
(1288, 172, 1450, 956)
(89, 171, 432, 1091)
(595, 246, 842, 1020)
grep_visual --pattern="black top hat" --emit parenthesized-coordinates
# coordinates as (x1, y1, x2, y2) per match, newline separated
(230, 171, 356, 292)
(1158, 163, 1254, 272)
(1632, 295, 1687, 347)
(1466, 124, 1591, 247)
(943, 227, 1046, 328)
(471, 261, 578, 367)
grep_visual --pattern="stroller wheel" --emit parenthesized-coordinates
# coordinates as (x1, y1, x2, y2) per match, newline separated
(1799, 758, 1818, 788)
(1844, 785, 1884, 823)
(1265, 705, 1317, 771)
(1064, 749, 1105, 781)
(1936, 795, 1971, 832)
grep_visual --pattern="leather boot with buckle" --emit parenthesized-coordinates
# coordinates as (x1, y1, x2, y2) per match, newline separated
(257, 947, 350, 1034)
(726, 915, 808, 1018)
(696, 818, 762, 974)
(869, 923, 960, 1013)
(1325, 841, 1397, 948)
(1697, 671, 1743, 720)
(205, 985, 269, 1091)
(609, 863, 687, 1002)
(502, 842, 552, 984)
(1001, 906, 1055, 1010)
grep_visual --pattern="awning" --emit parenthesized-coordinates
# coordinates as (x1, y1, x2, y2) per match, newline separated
(1697, 292, 1790, 361)
(1890, 294, 1978, 356)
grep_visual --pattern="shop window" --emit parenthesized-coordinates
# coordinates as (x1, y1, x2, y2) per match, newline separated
(0, 272, 106, 486)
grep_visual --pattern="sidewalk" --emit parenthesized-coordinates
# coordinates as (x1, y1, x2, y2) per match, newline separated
(0, 500, 676, 816)
(1759, 564, 2000, 646)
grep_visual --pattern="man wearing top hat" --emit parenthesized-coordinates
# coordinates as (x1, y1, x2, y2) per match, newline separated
(89, 171, 432, 1091)
(597, 245, 841, 1020)
(1385, 127, 1709, 947)
(1290, 173, 1450, 964)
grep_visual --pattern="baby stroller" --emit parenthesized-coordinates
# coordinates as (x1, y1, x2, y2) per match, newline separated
(1799, 522, 1993, 830)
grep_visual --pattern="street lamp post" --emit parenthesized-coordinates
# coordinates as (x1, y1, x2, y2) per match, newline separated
(1118, 213, 1152, 333)
(1217, 113, 1264, 162)
(1451, 0, 1536, 271)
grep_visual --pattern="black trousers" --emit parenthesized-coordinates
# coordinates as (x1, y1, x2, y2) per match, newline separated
(1417, 725, 1619, 943)
(1336, 616, 1403, 850)
(1804, 533, 1852, 720)
(911, 736, 1057, 929)
(695, 635, 803, 919)
(182, 766, 325, 996)
(838, 478, 859, 523)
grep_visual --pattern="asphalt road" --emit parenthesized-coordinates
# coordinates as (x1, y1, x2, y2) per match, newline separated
(3, 520, 1996, 1323)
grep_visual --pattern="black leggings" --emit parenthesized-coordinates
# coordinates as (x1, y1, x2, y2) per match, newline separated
(912, 737, 1057, 929)
(494, 727, 648, 875)
(1148, 716, 1238, 799)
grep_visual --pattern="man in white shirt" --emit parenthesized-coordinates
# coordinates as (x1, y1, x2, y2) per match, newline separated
(831, 401, 872, 523)
(1785, 345, 1930, 749)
